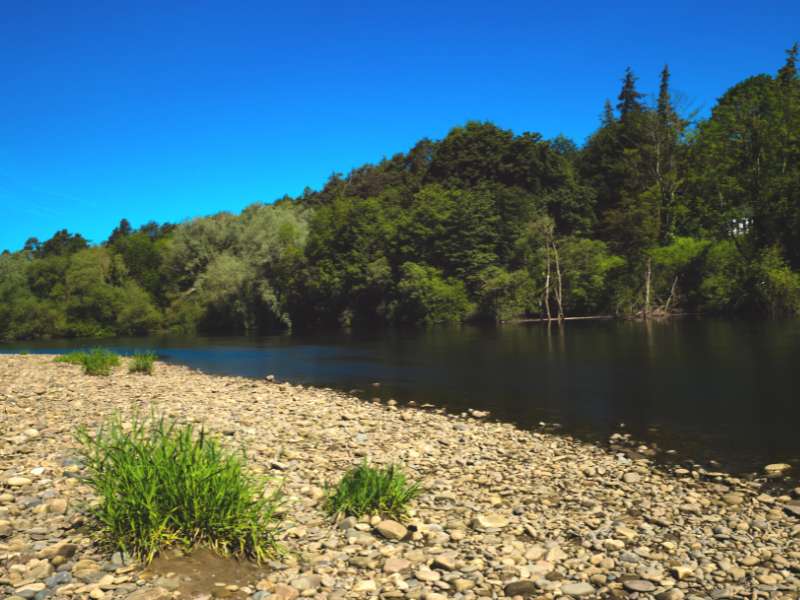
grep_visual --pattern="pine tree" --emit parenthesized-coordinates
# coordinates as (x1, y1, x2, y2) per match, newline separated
(777, 42, 798, 86)
(602, 99, 616, 126)
(617, 67, 644, 119)
(657, 65, 674, 125)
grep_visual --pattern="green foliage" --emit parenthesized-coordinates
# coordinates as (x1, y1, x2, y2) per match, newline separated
(75, 414, 282, 564)
(56, 348, 121, 376)
(323, 462, 421, 519)
(2, 45, 800, 336)
(558, 238, 626, 314)
(475, 267, 536, 321)
(392, 262, 474, 325)
(129, 351, 157, 374)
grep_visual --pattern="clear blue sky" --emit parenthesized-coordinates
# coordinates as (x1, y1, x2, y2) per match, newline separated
(1, 1, 798, 252)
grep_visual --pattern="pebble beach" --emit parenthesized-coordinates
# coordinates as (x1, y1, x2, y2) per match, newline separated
(1, 354, 798, 600)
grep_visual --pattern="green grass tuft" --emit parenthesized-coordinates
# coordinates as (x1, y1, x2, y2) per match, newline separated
(76, 414, 282, 564)
(323, 461, 421, 519)
(56, 348, 120, 375)
(129, 351, 157, 374)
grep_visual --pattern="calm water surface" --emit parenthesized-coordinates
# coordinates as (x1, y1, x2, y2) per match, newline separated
(3, 319, 798, 477)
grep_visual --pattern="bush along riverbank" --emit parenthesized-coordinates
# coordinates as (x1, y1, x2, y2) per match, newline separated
(0, 355, 799, 600)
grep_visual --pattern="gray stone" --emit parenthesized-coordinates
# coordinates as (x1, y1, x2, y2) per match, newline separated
(504, 580, 538, 597)
(624, 579, 657, 592)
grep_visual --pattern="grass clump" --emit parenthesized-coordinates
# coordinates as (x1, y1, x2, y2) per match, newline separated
(76, 414, 282, 564)
(129, 351, 157, 374)
(323, 461, 421, 519)
(55, 348, 120, 376)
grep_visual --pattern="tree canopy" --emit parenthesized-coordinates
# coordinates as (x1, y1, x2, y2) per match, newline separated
(2, 45, 799, 340)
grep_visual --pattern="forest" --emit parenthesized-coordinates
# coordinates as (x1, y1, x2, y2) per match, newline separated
(1, 45, 799, 340)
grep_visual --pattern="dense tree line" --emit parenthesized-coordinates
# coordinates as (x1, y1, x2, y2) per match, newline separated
(2, 46, 799, 340)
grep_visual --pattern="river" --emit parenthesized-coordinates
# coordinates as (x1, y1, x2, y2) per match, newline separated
(2, 318, 798, 478)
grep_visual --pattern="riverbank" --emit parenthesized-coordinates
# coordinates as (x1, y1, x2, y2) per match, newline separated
(1, 355, 798, 600)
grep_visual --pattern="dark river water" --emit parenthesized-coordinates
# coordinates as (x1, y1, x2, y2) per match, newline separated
(2, 318, 798, 478)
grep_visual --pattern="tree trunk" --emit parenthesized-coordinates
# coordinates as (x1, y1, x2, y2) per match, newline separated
(663, 275, 679, 312)
(643, 257, 652, 320)
(544, 248, 552, 321)
(552, 241, 564, 321)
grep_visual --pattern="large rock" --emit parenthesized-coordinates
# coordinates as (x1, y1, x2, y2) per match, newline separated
(374, 519, 407, 540)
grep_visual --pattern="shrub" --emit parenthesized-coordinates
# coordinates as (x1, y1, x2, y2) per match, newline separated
(55, 348, 120, 375)
(76, 414, 282, 563)
(323, 462, 421, 519)
(129, 351, 156, 374)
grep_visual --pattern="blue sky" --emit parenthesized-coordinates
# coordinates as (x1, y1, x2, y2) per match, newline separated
(1, 1, 798, 252)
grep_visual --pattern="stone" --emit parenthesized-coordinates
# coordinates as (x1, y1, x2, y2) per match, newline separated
(374, 519, 407, 540)
(414, 567, 441, 582)
(453, 579, 475, 592)
(623, 472, 642, 484)
(546, 545, 567, 562)
(655, 590, 685, 600)
(0, 518, 13, 536)
(271, 584, 300, 600)
(623, 579, 656, 592)
(40, 542, 77, 559)
(504, 580, 538, 597)
(125, 588, 172, 600)
(672, 565, 695, 580)
(764, 463, 791, 475)
(560, 582, 595, 597)
(290, 575, 321, 591)
(384, 557, 411, 573)
(431, 554, 456, 570)
(722, 493, 744, 506)
(89, 588, 106, 599)
(48, 498, 68, 514)
(470, 513, 508, 530)
(352, 580, 377, 593)
(6, 476, 32, 487)
(615, 525, 637, 540)
(14, 583, 46, 600)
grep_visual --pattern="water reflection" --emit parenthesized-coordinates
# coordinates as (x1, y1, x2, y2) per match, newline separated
(2, 318, 798, 476)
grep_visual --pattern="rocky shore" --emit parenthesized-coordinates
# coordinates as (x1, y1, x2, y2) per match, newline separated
(1, 354, 798, 600)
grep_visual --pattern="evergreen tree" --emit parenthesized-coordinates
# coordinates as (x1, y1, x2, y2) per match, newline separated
(617, 67, 645, 119)
(777, 42, 798, 85)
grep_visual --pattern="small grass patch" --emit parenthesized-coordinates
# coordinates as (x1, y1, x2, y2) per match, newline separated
(55, 348, 120, 375)
(76, 414, 282, 564)
(129, 351, 157, 374)
(323, 461, 421, 519)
